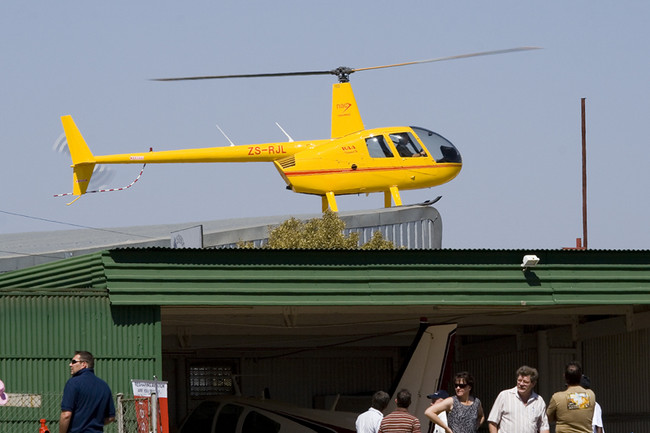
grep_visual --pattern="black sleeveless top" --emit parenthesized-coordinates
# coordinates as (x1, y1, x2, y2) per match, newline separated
(447, 395, 481, 433)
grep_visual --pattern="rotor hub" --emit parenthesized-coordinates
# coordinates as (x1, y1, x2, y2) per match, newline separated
(332, 66, 355, 83)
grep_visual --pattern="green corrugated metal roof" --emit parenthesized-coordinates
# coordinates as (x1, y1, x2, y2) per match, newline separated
(0, 251, 107, 289)
(1, 248, 648, 306)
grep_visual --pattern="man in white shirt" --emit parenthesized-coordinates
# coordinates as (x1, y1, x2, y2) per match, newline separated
(356, 390, 390, 433)
(580, 375, 604, 433)
(488, 365, 549, 433)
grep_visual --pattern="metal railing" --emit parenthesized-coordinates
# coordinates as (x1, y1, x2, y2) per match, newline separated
(0, 392, 159, 433)
(116, 393, 157, 433)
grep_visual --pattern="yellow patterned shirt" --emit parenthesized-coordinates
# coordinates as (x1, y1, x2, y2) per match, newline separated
(547, 386, 596, 433)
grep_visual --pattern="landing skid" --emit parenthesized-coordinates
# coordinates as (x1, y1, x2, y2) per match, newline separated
(411, 196, 442, 206)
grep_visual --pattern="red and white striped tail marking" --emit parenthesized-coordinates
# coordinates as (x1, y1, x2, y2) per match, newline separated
(54, 164, 146, 199)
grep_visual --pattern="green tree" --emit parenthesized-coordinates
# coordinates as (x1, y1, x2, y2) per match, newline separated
(238, 210, 396, 249)
(360, 230, 397, 250)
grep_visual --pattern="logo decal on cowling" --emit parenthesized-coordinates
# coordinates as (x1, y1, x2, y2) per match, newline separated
(336, 103, 352, 113)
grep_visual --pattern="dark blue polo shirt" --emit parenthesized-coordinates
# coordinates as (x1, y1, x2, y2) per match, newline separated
(61, 368, 115, 433)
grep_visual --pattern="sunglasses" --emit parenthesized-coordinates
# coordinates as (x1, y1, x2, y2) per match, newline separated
(70, 359, 85, 364)
(454, 383, 468, 389)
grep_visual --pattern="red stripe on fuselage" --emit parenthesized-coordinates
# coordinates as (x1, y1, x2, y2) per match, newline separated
(285, 163, 459, 177)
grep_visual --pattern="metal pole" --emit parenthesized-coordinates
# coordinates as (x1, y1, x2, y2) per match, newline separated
(116, 393, 124, 433)
(150, 392, 158, 433)
(581, 98, 588, 249)
(153, 375, 160, 433)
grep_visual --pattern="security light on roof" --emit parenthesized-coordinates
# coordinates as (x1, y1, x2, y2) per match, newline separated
(521, 255, 540, 271)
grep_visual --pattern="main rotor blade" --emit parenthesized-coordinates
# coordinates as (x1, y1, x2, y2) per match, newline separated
(151, 70, 334, 81)
(152, 47, 541, 82)
(352, 46, 541, 73)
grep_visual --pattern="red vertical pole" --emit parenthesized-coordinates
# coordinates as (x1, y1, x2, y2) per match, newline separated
(581, 98, 588, 249)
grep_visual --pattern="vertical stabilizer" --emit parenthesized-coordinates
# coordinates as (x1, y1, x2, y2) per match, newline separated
(330, 82, 364, 138)
(386, 322, 457, 429)
(61, 115, 96, 196)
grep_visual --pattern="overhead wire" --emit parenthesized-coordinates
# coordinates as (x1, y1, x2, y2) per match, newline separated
(0, 209, 153, 238)
(0, 209, 156, 260)
(0, 249, 72, 261)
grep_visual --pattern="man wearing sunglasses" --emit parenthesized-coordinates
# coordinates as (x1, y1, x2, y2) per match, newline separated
(60, 351, 115, 433)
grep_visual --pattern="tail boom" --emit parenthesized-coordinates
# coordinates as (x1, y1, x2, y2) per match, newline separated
(91, 141, 319, 165)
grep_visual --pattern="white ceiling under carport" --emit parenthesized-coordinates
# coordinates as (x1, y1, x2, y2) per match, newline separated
(160, 304, 642, 351)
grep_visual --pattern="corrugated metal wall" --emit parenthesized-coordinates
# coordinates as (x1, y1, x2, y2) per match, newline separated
(240, 353, 395, 409)
(583, 327, 650, 433)
(349, 217, 439, 249)
(0, 291, 161, 433)
(207, 206, 443, 249)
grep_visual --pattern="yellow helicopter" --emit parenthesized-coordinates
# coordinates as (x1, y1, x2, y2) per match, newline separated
(59, 47, 539, 210)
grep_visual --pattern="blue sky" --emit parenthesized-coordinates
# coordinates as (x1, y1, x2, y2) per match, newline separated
(1, 1, 648, 249)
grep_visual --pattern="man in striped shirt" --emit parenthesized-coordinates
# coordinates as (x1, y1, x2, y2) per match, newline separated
(487, 366, 549, 433)
(379, 389, 421, 433)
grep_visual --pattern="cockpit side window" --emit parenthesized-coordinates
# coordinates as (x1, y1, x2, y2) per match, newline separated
(215, 404, 244, 433)
(179, 401, 220, 433)
(365, 135, 394, 158)
(242, 411, 281, 433)
(389, 132, 426, 157)
(411, 127, 462, 163)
